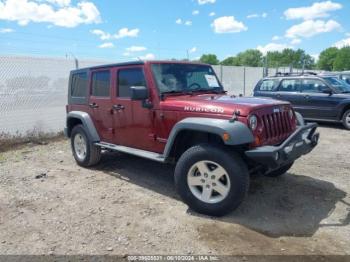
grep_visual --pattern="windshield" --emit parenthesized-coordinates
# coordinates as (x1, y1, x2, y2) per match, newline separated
(151, 63, 223, 94)
(322, 77, 350, 93)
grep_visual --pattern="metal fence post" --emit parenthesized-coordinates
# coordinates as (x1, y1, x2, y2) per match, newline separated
(243, 67, 246, 96)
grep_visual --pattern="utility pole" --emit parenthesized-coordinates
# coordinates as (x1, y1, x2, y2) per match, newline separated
(186, 49, 190, 61)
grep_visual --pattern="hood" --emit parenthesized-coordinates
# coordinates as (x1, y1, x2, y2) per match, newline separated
(160, 94, 290, 117)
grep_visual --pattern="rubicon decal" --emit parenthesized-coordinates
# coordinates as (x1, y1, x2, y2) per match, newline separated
(184, 106, 225, 113)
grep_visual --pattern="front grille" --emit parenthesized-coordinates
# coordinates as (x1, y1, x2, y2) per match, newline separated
(261, 111, 295, 144)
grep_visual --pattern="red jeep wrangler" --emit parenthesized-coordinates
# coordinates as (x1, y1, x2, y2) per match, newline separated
(65, 61, 319, 216)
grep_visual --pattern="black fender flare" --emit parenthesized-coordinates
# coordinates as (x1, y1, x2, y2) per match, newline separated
(66, 111, 100, 142)
(163, 117, 254, 158)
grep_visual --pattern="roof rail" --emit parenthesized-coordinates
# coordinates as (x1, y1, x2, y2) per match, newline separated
(274, 71, 318, 77)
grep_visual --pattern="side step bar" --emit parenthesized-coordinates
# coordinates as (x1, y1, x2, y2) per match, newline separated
(95, 142, 166, 163)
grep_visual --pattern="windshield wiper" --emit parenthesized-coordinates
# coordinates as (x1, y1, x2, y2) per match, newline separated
(189, 87, 225, 94)
(342, 91, 350, 93)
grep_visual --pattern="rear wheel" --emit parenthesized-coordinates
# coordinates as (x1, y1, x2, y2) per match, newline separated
(174, 144, 249, 217)
(71, 125, 101, 167)
(264, 162, 294, 177)
(342, 109, 350, 130)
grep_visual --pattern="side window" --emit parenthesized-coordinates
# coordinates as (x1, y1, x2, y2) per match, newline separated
(118, 68, 146, 98)
(91, 70, 110, 97)
(258, 80, 278, 91)
(279, 79, 300, 92)
(301, 79, 328, 93)
(71, 72, 87, 97)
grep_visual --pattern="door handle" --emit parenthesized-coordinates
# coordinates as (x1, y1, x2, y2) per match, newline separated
(89, 102, 99, 109)
(112, 104, 125, 111)
(276, 94, 281, 98)
(304, 95, 310, 99)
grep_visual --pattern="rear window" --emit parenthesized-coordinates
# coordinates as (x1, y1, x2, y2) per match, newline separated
(91, 70, 110, 97)
(257, 79, 278, 91)
(71, 72, 87, 97)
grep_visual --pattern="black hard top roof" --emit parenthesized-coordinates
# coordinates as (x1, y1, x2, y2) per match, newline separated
(70, 60, 208, 74)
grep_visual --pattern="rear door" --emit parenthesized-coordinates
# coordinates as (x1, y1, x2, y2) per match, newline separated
(88, 69, 114, 142)
(275, 79, 307, 115)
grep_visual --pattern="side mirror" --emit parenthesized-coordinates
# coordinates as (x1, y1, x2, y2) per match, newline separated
(130, 86, 148, 100)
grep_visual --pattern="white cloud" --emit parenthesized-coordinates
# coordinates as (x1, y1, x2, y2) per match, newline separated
(192, 10, 199, 15)
(198, 0, 216, 5)
(290, 38, 302, 45)
(247, 14, 259, 19)
(175, 18, 182, 24)
(184, 20, 192, 26)
(272, 35, 281, 41)
(333, 37, 350, 48)
(284, 1, 342, 20)
(139, 53, 155, 60)
(126, 46, 147, 52)
(285, 19, 341, 38)
(98, 42, 114, 49)
(45, 0, 71, 6)
(123, 52, 131, 57)
(257, 43, 291, 55)
(247, 12, 267, 19)
(189, 47, 197, 53)
(212, 16, 247, 34)
(0, 28, 14, 33)
(91, 29, 111, 40)
(115, 28, 139, 39)
(91, 28, 140, 40)
(0, 0, 101, 27)
(209, 12, 216, 17)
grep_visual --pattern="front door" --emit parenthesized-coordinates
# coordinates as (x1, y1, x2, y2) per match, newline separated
(300, 79, 338, 119)
(88, 69, 114, 142)
(111, 66, 156, 151)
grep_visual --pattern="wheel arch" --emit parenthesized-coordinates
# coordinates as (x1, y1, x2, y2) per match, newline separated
(163, 117, 254, 160)
(339, 103, 350, 120)
(66, 111, 100, 142)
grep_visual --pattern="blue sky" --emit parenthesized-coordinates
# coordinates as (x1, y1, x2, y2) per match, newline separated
(0, 0, 349, 61)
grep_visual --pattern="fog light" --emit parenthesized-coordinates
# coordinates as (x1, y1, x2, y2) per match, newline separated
(274, 152, 280, 161)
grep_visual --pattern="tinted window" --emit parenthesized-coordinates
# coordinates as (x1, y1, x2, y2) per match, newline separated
(301, 79, 328, 93)
(258, 79, 278, 91)
(91, 71, 110, 97)
(279, 79, 301, 92)
(71, 72, 87, 97)
(118, 68, 146, 97)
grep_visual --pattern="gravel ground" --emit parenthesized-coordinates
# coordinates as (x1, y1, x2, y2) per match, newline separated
(0, 124, 349, 255)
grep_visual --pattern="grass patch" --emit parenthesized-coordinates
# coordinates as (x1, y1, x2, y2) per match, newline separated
(0, 128, 65, 152)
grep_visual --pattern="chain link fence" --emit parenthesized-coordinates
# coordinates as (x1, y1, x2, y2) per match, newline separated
(0, 55, 316, 136)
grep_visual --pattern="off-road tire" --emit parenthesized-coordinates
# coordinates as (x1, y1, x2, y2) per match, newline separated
(174, 144, 249, 217)
(342, 109, 350, 130)
(71, 124, 101, 167)
(264, 162, 294, 177)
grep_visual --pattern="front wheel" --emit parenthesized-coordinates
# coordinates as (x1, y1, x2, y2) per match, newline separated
(342, 109, 350, 130)
(174, 144, 249, 217)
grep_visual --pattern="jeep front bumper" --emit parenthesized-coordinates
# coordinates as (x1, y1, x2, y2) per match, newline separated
(245, 123, 319, 169)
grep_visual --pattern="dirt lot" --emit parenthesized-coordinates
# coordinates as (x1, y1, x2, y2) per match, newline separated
(0, 124, 349, 255)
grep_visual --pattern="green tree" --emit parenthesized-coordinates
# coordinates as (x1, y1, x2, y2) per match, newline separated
(220, 56, 241, 66)
(333, 47, 350, 71)
(317, 47, 339, 71)
(266, 48, 315, 69)
(199, 54, 219, 65)
(236, 49, 263, 67)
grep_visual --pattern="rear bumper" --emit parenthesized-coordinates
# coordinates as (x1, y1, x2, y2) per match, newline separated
(245, 123, 319, 169)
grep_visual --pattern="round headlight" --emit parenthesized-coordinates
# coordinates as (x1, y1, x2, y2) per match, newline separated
(289, 109, 294, 119)
(249, 115, 258, 131)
